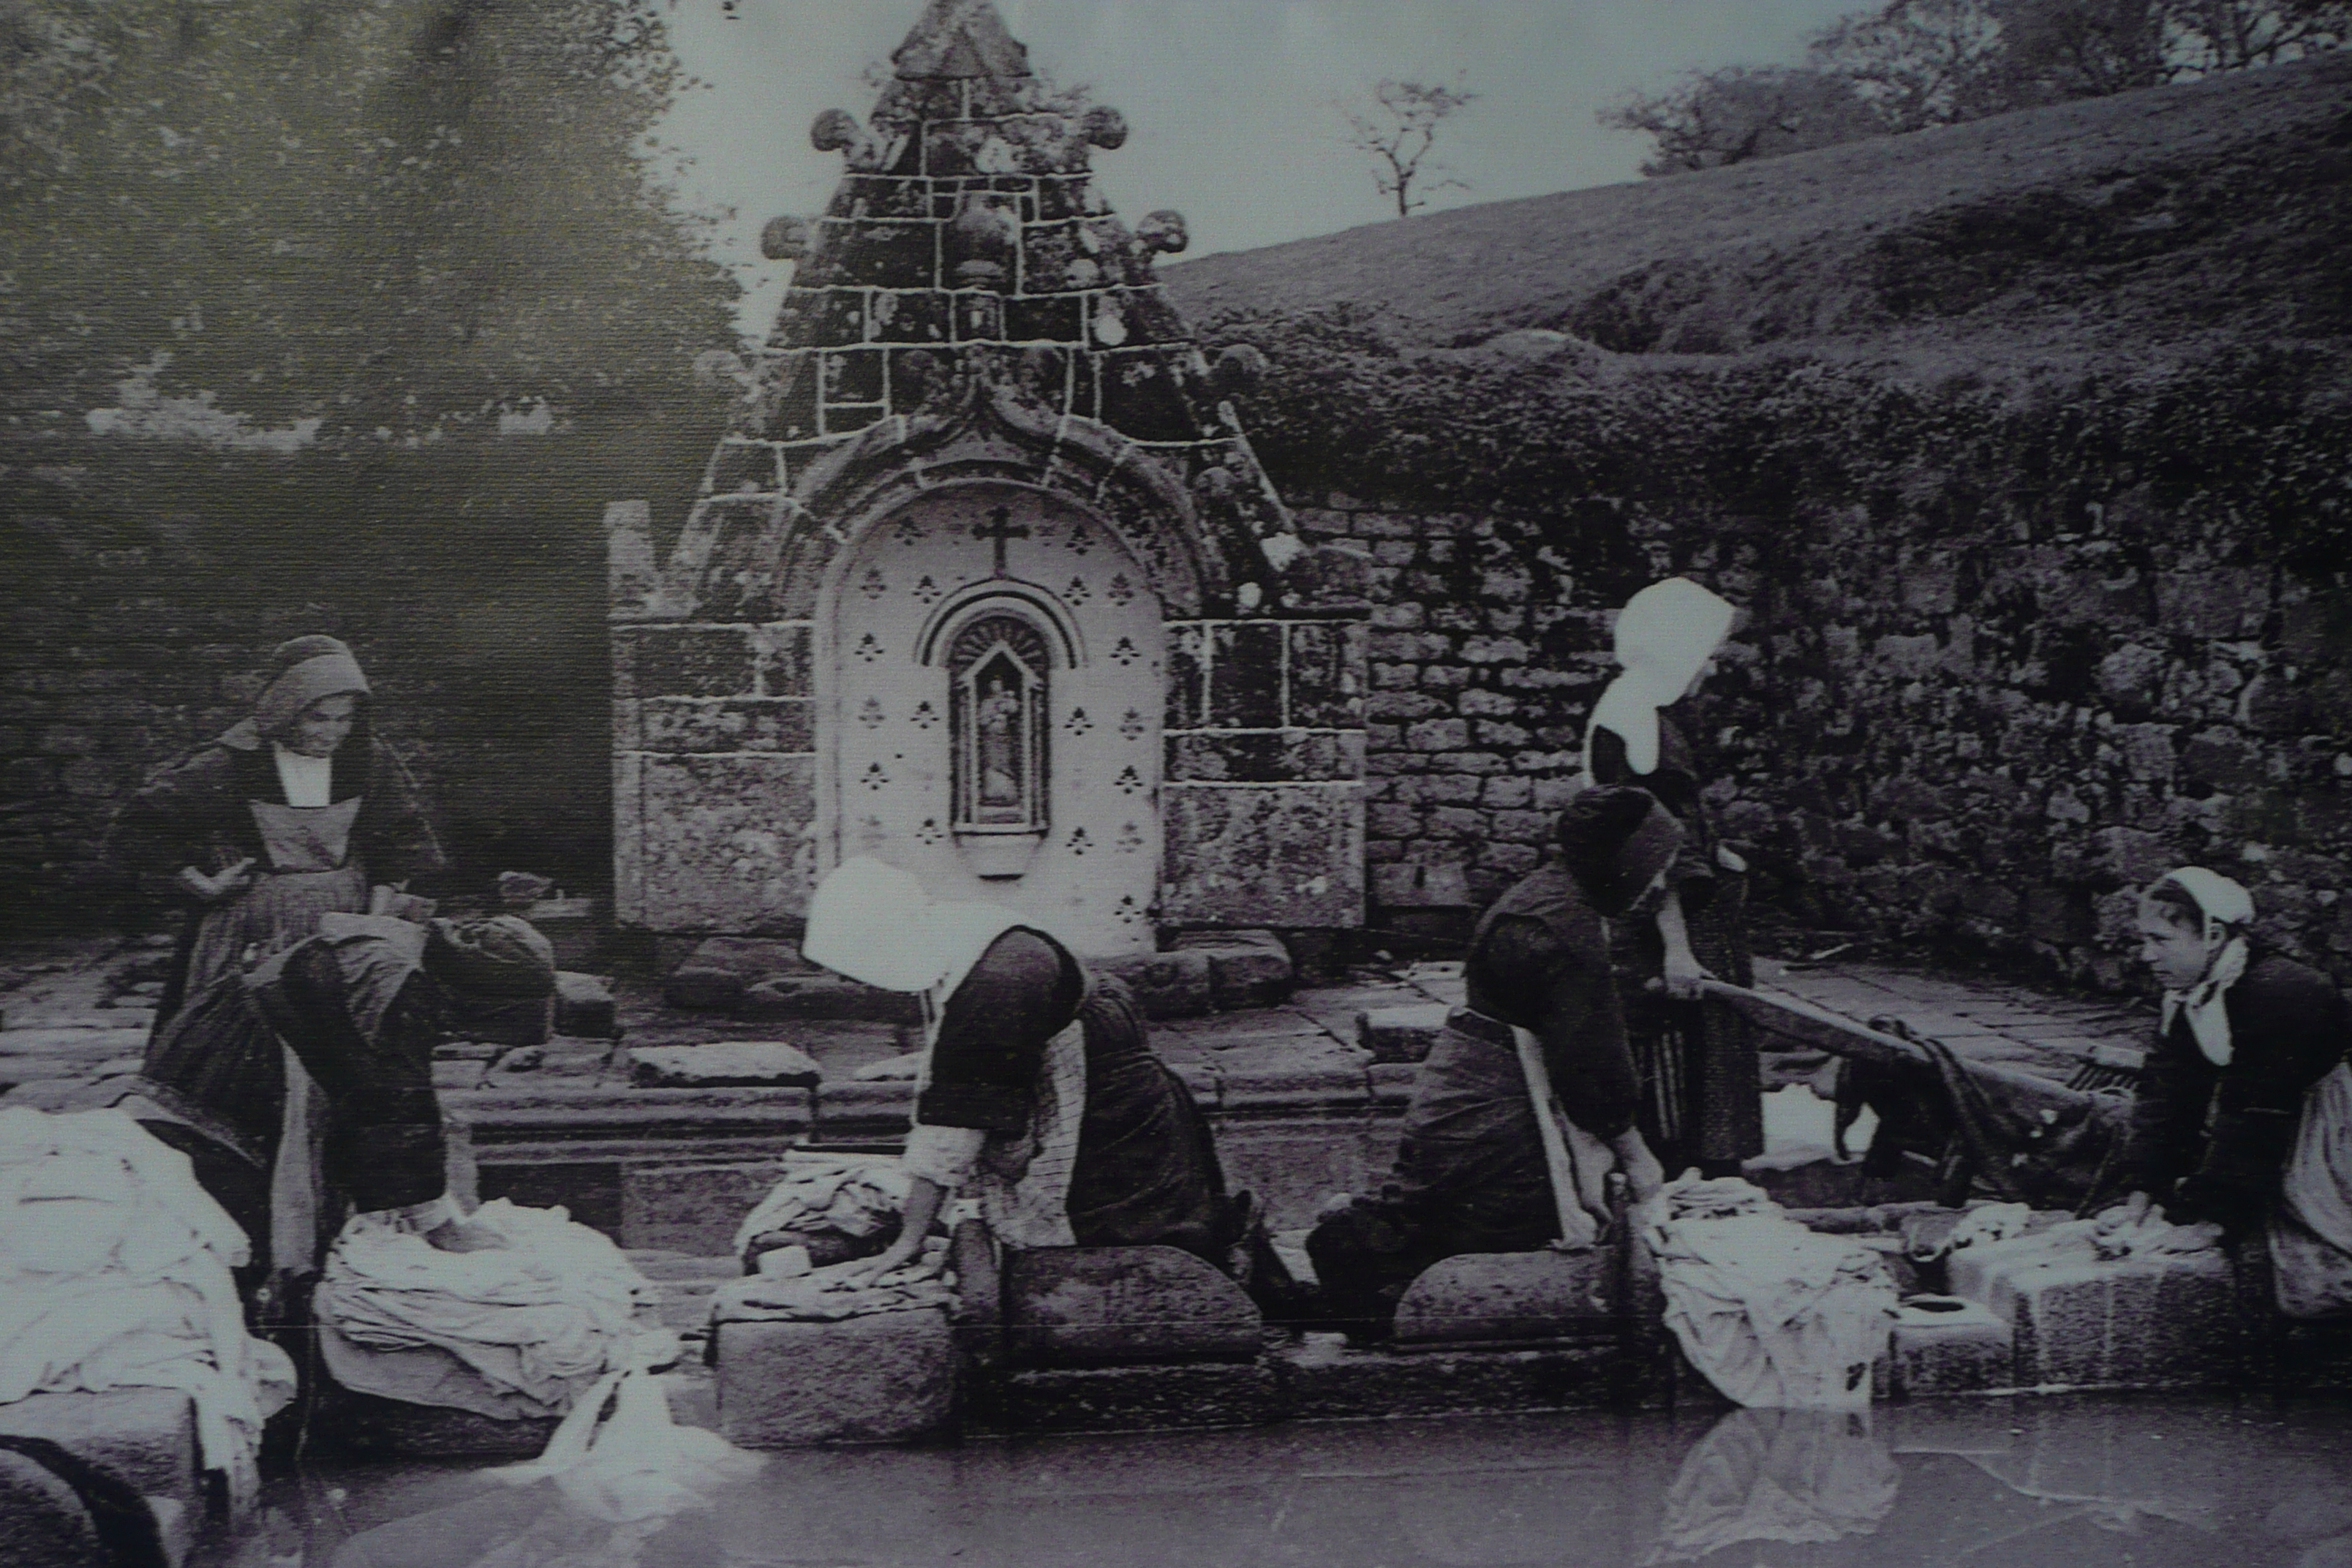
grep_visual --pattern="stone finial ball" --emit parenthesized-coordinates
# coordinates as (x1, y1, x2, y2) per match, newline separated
(1136, 210, 1189, 255)
(1081, 105, 1128, 149)
(811, 108, 862, 153)
(760, 215, 815, 262)
(1213, 343, 1268, 397)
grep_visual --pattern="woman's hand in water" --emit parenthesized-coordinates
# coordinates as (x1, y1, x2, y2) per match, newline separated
(177, 859, 256, 903)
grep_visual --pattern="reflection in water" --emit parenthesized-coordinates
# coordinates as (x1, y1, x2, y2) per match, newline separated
(206, 1392, 2352, 1568)
(1649, 1409, 1899, 1563)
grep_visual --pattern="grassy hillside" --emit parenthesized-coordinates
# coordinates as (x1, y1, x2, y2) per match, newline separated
(1160, 53, 2352, 987)
(1164, 51, 2352, 380)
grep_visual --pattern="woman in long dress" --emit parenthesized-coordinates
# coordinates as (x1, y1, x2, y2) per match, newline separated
(1305, 786, 1681, 1338)
(105, 636, 444, 1277)
(1584, 577, 1760, 1180)
(2111, 867, 2352, 1326)
(800, 858, 1243, 1282)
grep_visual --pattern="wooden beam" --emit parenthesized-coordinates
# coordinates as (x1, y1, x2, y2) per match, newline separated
(1694, 979, 1929, 1068)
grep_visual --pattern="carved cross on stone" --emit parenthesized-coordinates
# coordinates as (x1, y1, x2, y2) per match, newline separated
(973, 505, 1029, 577)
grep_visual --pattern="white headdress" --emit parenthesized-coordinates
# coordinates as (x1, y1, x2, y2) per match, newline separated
(801, 856, 1024, 1003)
(1585, 577, 1738, 777)
(2149, 867, 2255, 1067)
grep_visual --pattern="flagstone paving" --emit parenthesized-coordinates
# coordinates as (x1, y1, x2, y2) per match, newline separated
(0, 938, 2158, 1118)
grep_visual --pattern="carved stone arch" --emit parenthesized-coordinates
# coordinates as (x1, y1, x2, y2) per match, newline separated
(774, 385, 1228, 621)
(916, 580, 1085, 668)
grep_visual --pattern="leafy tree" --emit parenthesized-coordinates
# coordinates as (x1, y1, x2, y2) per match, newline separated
(1, 0, 736, 443)
(1599, 66, 1882, 177)
(1340, 77, 1480, 218)
(1605, 0, 2347, 176)
(0, 0, 741, 900)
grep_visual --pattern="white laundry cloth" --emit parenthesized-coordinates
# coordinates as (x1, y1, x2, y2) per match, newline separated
(730, 1155, 911, 1259)
(0, 1106, 297, 1506)
(313, 1199, 659, 1418)
(709, 1237, 958, 1324)
(1643, 1176, 1898, 1409)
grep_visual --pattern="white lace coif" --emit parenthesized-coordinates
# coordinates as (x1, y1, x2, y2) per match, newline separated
(1586, 576, 1738, 777)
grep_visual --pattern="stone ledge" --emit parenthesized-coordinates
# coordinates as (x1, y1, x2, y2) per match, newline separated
(554, 972, 617, 1039)
(1003, 1246, 1262, 1368)
(627, 1041, 822, 1089)
(0, 1390, 200, 1568)
(455, 1084, 815, 1138)
(1272, 1337, 1634, 1420)
(1889, 1297, 2015, 1398)
(1358, 1003, 1447, 1063)
(981, 1359, 1282, 1436)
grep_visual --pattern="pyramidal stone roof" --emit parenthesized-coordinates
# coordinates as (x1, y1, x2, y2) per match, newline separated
(659, 0, 1360, 625)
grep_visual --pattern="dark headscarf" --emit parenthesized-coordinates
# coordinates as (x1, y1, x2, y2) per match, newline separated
(423, 915, 557, 998)
(253, 635, 369, 739)
(1557, 785, 1684, 916)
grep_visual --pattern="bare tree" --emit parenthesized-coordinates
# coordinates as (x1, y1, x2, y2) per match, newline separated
(1340, 77, 1479, 218)
(1598, 66, 1884, 177)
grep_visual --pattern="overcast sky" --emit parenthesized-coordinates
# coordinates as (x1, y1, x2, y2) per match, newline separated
(655, 1, 1865, 338)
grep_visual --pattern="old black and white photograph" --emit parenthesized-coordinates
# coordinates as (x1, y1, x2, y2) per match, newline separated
(4, 0, 2352, 1563)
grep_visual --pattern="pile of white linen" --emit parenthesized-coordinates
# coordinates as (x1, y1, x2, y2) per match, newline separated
(1642, 1176, 1899, 1409)
(0, 1106, 296, 1505)
(729, 1154, 910, 1261)
(313, 1199, 661, 1420)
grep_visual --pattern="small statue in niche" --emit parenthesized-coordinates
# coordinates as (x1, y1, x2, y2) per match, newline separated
(975, 665, 1025, 812)
(950, 614, 1050, 840)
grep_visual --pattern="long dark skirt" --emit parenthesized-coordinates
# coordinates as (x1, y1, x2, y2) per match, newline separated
(1627, 872, 1762, 1177)
(1065, 979, 1232, 1262)
(1306, 1026, 1559, 1335)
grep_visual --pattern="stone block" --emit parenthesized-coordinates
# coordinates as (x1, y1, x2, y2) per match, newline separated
(1371, 860, 1471, 909)
(986, 1360, 1281, 1435)
(0, 1390, 199, 1568)
(1281, 544, 1372, 613)
(1954, 1227, 2236, 1388)
(1286, 622, 1368, 727)
(1392, 1250, 1619, 1346)
(621, 1161, 791, 1254)
(631, 753, 816, 936)
(713, 1309, 955, 1447)
(1003, 1245, 1262, 1367)
(441, 993, 553, 1049)
(663, 965, 745, 1013)
(812, 1078, 916, 1136)
(1206, 624, 1284, 729)
(1890, 1297, 2014, 1396)
(739, 972, 921, 1025)
(1359, 1003, 1448, 1063)
(627, 1041, 823, 1089)
(1093, 948, 1214, 1019)
(319, 1387, 559, 1458)
(1160, 783, 1364, 929)
(1165, 730, 1363, 784)
(553, 972, 617, 1038)
(1170, 929, 1294, 1008)
(681, 935, 815, 977)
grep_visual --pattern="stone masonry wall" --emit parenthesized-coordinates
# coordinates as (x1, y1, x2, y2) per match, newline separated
(1289, 478, 2352, 992)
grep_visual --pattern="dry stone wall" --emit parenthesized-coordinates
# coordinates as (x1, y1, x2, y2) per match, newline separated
(1245, 348, 2352, 990)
